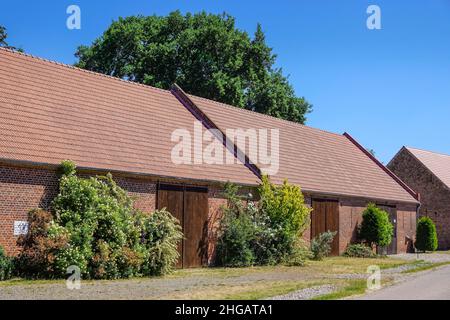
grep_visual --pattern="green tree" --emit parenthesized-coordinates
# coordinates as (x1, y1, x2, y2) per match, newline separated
(415, 217, 438, 252)
(359, 203, 393, 248)
(0, 25, 20, 51)
(75, 11, 312, 123)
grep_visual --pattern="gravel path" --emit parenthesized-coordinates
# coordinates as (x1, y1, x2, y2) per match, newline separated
(390, 252, 450, 263)
(267, 285, 337, 300)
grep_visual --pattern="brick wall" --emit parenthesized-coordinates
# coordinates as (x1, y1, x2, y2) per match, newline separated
(338, 198, 368, 253)
(338, 197, 416, 254)
(0, 165, 59, 255)
(388, 149, 450, 249)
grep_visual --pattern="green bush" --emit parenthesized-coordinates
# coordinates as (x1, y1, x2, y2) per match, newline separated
(311, 231, 337, 260)
(342, 244, 377, 258)
(0, 246, 13, 281)
(216, 178, 311, 267)
(16, 161, 183, 279)
(415, 217, 438, 252)
(282, 239, 312, 266)
(258, 176, 311, 264)
(359, 203, 393, 248)
(139, 209, 184, 276)
(216, 184, 257, 267)
(16, 209, 69, 278)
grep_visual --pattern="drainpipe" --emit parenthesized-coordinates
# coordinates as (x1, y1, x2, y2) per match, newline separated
(415, 193, 422, 258)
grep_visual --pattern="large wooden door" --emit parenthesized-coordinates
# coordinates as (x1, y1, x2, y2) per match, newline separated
(183, 186, 208, 268)
(311, 199, 339, 256)
(157, 184, 184, 268)
(157, 184, 208, 268)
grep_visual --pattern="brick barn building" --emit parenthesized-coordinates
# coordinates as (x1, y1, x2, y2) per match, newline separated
(0, 48, 418, 266)
(388, 147, 450, 249)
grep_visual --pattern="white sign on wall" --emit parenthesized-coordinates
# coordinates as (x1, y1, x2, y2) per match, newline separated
(14, 221, 29, 236)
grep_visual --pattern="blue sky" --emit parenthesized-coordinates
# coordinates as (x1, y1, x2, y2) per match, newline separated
(1, 0, 450, 163)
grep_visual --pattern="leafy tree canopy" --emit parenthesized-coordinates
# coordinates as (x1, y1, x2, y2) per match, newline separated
(75, 11, 312, 123)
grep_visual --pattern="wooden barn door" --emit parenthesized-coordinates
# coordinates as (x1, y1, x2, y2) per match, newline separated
(183, 186, 209, 268)
(311, 199, 339, 256)
(157, 184, 208, 268)
(157, 184, 184, 268)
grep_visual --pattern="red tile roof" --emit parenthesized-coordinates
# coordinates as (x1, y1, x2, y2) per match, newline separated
(0, 48, 259, 185)
(188, 94, 418, 203)
(0, 48, 418, 203)
(405, 147, 450, 189)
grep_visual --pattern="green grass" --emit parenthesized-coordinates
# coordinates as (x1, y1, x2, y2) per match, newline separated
(312, 279, 367, 300)
(0, 278, 62, 287)
(224, 280, 329, 300)
(402, 261, 450, 274)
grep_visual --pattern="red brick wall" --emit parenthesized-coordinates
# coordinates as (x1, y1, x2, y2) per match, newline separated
(338, 198, 368, 253)
(338, 197, 416, 254)
(0, 165, 59, 255)
(388, 149, 450, 249)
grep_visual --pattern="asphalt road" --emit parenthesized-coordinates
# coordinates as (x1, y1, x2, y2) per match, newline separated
(356, 265, 450, 300)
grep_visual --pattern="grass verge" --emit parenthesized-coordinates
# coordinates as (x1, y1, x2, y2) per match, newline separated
(402, 261, 450, 274)
(312, 279, 367, 300)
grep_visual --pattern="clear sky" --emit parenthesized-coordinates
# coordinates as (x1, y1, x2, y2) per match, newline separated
(1, 0, 450, 163)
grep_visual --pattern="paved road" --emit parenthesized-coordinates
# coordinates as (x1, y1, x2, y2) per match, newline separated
(356, 265, 450, 300)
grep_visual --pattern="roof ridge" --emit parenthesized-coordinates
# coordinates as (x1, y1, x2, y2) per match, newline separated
(0, 47, 171, 95)
(406, 146, 450, 158)
(188, 93, 344, 138)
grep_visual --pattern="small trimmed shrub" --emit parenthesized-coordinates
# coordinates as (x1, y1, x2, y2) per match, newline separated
(342, 244, 376, 258)
(0, 246, 13, 281)
(415, 217, 438, 252)
(311, 231, 337, 260)
(359, 203, 393, 248)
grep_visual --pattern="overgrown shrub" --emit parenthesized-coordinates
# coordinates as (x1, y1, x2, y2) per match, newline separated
(16, 161, 183, 279)
(359, 203, 393, 248)
(216, 184, 257, 267)
(415, 217, 438, 252)
(139, 209, 184, 276)
(311, 231, 336, 260)
(0, 246, 13, 281)
(282, 239, 312, 266)
(16, 209, 69, 278)
(342, 243, 377, 258)
(258, 176, 311, 264)
(216, 179, 311, 267)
